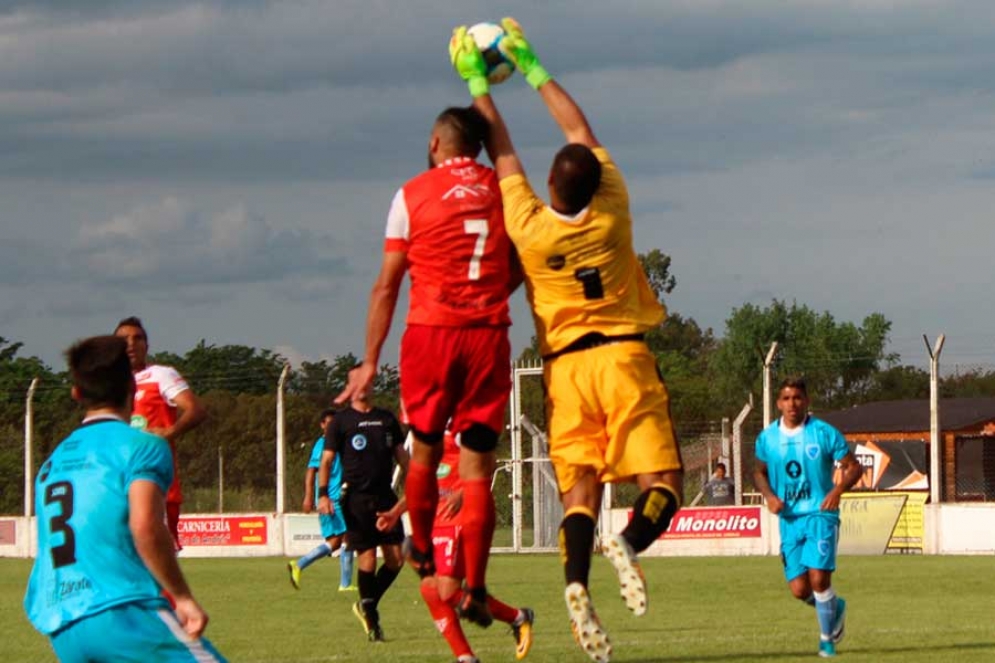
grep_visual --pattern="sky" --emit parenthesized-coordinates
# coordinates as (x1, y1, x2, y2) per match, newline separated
(3, 0, 995, 375)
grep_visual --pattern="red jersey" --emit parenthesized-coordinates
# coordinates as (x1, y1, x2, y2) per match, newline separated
(385, 157, 513, 327)
(130, 364, 189, 504)
(435, 432, 463, 528)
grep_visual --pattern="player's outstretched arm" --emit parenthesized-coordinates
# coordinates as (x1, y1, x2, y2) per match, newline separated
(129, 480, 209, 637)
(449, 25, 524, 181)
(500, 18, 599, 149)
(335, 250, 406, 405)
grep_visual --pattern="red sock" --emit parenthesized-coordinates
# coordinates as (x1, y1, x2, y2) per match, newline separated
(460, 478, 495, 590)
(421, 581, 473, 659)
(405, 460, 439, 553)
(487, 594, 520, 625)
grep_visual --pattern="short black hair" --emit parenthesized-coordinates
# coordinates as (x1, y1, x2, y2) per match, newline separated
(550, 143, 602, 214)
(114, 316, 147, 341)
(319, 408, 336, 422)
(715, 462, 727, 471)
(66, 335, 134, 409)
(435, 106, 487, 158)
(778, 376, 808, 397)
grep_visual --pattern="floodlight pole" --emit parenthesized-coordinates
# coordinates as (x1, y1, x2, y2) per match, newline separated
(924, 334, 945, 505)
(24, 378, 39, 518)
(762, 342, 779, 427)
(275, 363, 290, 514)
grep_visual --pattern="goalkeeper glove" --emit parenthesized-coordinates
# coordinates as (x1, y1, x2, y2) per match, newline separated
(449, 26, 489, 98)
(499, 17, 552, 90)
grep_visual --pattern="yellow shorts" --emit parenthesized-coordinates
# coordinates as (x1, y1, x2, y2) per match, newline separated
(544, 340, 683, 494)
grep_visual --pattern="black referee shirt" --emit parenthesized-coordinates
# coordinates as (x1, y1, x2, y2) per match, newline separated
(324, 405, 403, 494)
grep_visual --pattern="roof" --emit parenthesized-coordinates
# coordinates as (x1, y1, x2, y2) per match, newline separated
(818, 398, 995, 434)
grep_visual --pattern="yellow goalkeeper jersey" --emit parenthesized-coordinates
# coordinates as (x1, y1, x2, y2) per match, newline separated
(499, 147, 664, 357)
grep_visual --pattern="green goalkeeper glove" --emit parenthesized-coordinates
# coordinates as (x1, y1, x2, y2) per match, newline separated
(449, 26, 489, 98)
(499, 17, 552, 90)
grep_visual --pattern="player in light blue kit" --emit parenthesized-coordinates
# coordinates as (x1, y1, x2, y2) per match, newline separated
(287, 408, 355, 590)
(24, 335, 226, 662)
(754, 377, 862, 658)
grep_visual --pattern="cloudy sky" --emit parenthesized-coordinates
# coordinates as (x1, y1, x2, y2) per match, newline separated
(3, 1, 994, 374)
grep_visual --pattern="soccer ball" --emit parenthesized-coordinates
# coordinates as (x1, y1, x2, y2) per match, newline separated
(467, 22, 514, 84)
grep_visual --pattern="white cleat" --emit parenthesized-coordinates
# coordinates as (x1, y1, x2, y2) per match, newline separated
(565, 582, 612, 663)
(603, 534, 647, 616)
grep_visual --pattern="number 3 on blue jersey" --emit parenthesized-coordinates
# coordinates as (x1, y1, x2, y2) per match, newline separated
(44, 481, 77, 568)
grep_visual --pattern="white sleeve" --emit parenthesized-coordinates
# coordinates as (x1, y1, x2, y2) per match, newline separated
(157, 366, 191, 405)
(385, 188, 409, 241)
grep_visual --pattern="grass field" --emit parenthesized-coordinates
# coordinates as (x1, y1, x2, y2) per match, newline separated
(3, 554, 994, 662)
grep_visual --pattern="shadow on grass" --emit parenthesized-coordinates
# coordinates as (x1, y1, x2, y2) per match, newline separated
(619, 641, 995, 662)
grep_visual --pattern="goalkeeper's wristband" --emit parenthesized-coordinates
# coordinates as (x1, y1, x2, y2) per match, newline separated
(525, 65, 552, 90)
(318, 486, 329, 495)
(468, 76, 489, 98)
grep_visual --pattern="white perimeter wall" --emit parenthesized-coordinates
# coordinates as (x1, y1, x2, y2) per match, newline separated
(4, 505, 995, 559)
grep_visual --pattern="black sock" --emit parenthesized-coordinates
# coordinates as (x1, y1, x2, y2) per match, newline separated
(373, 564, 400, 604)
(622, 485, 679, 552)
(559, 510, 596, 586)
(358, 569, 377, 602)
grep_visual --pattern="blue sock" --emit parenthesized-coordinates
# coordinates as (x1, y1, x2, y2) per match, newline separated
(297, 542, 332, 572)
(339, 546, 354, 587)
(813, 588, 837, 640)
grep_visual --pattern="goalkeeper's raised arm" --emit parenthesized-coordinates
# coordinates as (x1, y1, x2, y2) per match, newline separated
(499, 17, 599, 149)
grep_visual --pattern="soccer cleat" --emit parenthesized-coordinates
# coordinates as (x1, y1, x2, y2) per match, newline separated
(402, 536, 437, 578)
(338, 584, 358, 592)
(458, 589, 494, 628)
(565, 583, 612, 663)
(368, 623, 385, 643)
(831, 598, 847, 644)
(603, 534, 647, 616)
(287, 560, 301, 590)
(511, 607, 535, 660)
(818, 639, 836, 658)
(352, 601, 371, 636)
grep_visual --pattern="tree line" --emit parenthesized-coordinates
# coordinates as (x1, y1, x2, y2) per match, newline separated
(2, 249, 994, 514)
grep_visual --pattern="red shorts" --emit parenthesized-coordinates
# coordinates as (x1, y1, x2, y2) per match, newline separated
(166, 502, 183, 552)
(432, 524, 464, 579)
(400, 325, 510, 436)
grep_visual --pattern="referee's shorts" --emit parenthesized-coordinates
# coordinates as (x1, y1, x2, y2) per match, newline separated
(343, 491, 404, 553)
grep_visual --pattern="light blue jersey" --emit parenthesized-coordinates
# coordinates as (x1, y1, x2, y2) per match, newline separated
(25, 417, 173, 635)
(755, 416, 850, 520)
(308, 436, 343, 501)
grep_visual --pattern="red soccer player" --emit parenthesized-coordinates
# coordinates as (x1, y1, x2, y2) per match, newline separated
(337, 106, 520, 625)
(115, 316, 207, 550)
(402, 432, 534, 663)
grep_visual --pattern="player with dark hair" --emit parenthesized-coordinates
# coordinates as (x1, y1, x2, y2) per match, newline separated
(451, 20, 685, 662)
(754, 377, 862, 658)
(114, 316, 206, 549)
(336, 101, 521, 626)
(24, 335, 225, 662)
(319, 391, 408, 642)
(287, 408, 355, 591)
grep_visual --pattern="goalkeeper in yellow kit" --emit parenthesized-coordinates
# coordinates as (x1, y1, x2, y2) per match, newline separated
(450, 19, 686, 663)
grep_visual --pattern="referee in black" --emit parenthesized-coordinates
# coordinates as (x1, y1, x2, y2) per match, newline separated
(318, 389, 407, 643)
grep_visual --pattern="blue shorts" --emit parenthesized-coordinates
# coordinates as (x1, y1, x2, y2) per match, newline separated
(51, 600, 227, 662)
(779, 513, 839, 581)
(320, 498, 347, 540)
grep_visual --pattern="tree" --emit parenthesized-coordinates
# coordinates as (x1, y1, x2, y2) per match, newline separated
(712, 300, 897, 410)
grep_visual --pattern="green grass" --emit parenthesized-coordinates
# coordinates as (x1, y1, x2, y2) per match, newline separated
(3, 554, 995, 662)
